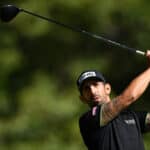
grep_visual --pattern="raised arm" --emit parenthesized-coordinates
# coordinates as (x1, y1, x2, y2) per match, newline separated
(100, 50, 150, 126)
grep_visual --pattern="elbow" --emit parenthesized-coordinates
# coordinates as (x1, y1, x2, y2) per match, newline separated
(119, 93, 137, 108)
(127, 94, 136, 106)
(123, 86, 142, 105)
(130, 89, 141, 102)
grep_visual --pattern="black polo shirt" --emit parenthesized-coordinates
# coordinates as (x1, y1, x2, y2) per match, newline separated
(79, 106, 147, 150)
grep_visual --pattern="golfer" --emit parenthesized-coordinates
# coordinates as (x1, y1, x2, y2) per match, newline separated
(77, 50, 150, 150)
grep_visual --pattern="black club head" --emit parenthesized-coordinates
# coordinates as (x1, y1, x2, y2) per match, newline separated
(0, 5, 20, 22)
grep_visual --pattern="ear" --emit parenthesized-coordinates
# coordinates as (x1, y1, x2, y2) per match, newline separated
(104, 83, 111, 95)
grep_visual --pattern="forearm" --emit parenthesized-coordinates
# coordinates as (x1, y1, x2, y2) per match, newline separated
(100, 50, 150, 126)
(101, 67, 150, 126)
(121, 67, 150, 105)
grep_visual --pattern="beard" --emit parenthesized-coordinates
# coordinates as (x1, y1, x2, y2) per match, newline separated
(89, 95, 107, 107)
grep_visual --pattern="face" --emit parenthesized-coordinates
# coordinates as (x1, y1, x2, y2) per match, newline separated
(80, 79, 111, 107)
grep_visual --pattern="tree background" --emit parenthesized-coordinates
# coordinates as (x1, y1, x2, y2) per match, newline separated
(0, 0, 150, 149)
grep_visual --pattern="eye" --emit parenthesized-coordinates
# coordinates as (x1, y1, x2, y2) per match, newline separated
(92, 81, 99, 86)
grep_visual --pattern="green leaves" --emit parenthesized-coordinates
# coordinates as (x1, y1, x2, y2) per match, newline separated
(0, 0, 150, 149)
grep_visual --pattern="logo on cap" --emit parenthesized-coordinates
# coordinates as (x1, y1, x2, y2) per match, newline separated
(79, 71, 96, 83)
(77, 70, 106, 92)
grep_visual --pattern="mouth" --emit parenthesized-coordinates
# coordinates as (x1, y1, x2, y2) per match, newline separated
(91, 96, 100, 101)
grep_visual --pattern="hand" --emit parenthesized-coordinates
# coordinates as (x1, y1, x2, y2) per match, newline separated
(146, 50, 150, 67)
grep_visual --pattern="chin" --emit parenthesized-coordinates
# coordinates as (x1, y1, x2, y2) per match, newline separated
(92, 101, 100, 106)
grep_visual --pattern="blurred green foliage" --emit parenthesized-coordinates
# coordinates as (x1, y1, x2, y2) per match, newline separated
(0, 0, 150, 149)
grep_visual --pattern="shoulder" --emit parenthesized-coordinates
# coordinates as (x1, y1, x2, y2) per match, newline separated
(124, 110, 148, 132)
(119, 109, 147, 119)
(127, 110, 148, 121)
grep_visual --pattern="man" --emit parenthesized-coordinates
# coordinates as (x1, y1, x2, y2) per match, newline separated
(77, 50, 150, 150)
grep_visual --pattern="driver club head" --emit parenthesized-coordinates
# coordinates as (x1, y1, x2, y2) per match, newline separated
(0, 5, 20, 22)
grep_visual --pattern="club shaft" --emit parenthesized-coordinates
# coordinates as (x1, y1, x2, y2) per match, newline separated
(20, 8, 145, 56)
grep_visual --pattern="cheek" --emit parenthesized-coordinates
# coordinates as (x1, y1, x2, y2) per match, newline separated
(82, 92, 91, 102)
(97, 87, 106, 96)
(82, 90, 90, 98)
(84, 93, 90, 100)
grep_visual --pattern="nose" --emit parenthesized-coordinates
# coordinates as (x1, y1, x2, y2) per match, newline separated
(89, 85, 96, 94)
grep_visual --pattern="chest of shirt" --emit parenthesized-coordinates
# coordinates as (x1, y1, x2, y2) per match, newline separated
(110, 112, 141, 140)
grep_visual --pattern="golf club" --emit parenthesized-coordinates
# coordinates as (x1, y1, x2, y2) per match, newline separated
(0, 4, 145, 56)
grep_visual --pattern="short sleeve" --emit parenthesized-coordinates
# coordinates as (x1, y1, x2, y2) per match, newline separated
(135, 111, 147, 133)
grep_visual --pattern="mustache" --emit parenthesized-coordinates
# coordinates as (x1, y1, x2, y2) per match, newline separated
(90, 94, 100, 99)
(90, 94, 106, 100)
